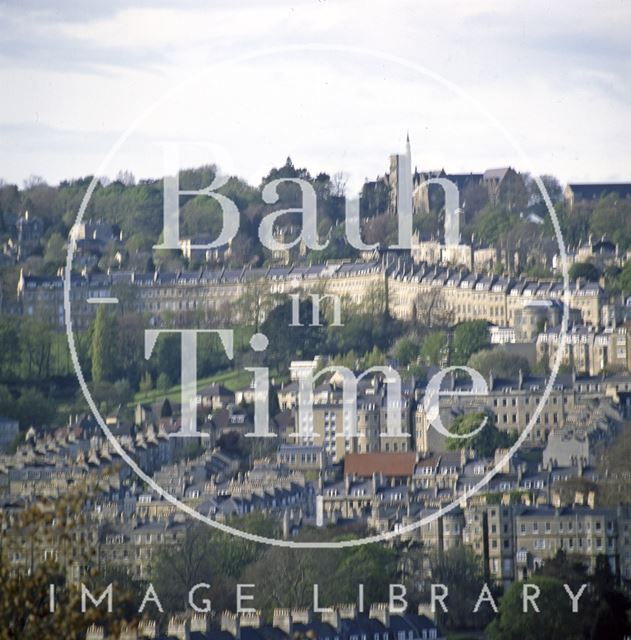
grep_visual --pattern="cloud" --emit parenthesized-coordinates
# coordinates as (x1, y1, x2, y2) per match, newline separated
(0, 0, 630, 186)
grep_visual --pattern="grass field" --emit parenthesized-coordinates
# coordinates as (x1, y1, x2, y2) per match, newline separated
(131, 368, 254, 406)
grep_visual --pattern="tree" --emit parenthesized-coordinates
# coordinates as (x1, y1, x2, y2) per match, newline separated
(21, 316, 53, 380)
(426, 546, 493, 631)
(90, 307, 118, 383)
(487, 576, 585, 640)
(235, 281, 276, 333)
(589, 194, 631, 251)
(16, 388, 53, 428)
(526, 174, 563, 216)
(260, 298, 322, 373)
(0, 385, 15, 418)
(569, 261, 600, 282)
(467, 348, 531, 379)
(530, 549, 631, 639)
(154, 333, 182, 385)
(446, 412, 515, 458)
(452, 320, 490, 365)
(151, 524, 214, 614)
(474, 205, 519, 245)
(420, 330, 448, 366)
(0, 491, 137, 639)
(156, 372, 171, 392)
(616, 260, 631, 295)
(139, 371, 153, 393)
(590, 591, 631, 640)
(393, 336, 418, 366)
(328, 544, 398, 605)
(416, 288, 453, 327)
(0, 317, 20, 381)
(362, 345, 385, 368)
(43, 232, 66, 268)
(115, 314, 145, 388)
(592, 554, 615, 596)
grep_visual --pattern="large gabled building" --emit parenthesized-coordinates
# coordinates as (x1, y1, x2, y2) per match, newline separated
(565, 182, 631, 211)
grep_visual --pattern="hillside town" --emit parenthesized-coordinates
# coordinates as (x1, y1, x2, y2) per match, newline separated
(1, 140, 631, 639)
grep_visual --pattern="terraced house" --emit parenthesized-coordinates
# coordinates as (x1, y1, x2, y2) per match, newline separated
(17, 256, 605, 331)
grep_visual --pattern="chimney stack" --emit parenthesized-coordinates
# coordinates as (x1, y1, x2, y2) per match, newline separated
(338, 604, 357, 620)
(190, 614, 211, 635)
(138, 619, 158, 639)
(291, 608, 312, 625)
(85, 626, 105, 640)
(240, 610, 263, 629)
(369, 603, 390, 628)
(321, 608, 341, 633)
(166, 616, 190, 640)
(119, 623, 138, 640)
(273, 609, 293, 636)
(221, 612, 240, 640)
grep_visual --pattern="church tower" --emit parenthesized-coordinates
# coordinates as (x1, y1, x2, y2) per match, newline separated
(388, 134, 413, 218)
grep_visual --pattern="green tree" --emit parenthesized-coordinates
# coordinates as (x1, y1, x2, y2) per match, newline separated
(452, 320, 490, 365)
(589, 194, 631, 251)
(90, 307, 119, 383)
(393, 336, 418, 366)
(261, 299, 323, 373)
(569, 261, 600, 282)
(446, 412, 515, 457)
(139, 371, 153, 393)
(526, 174, 563, 216)
(467, 348, 530, 379)
(590, 591, 631, 640)
(329, 544, 398, 605)
(156, 372, 171, 392)
(153, 333, 182, 384)
(43, 231, 66, 268)
(151, 524, 216, 614)
(0, 385, 15, 418)
(420, 330, 448, 366)
(0, 317, 20, 381)
(487, 576, 586, 640)
(21, 316, 53, 380)
(616, 260, 631, 295)
(16, 388, 53, 428)
(473, 205, 518, 244)
(427, 546, 493, 631)
(362, 345, 385, 368)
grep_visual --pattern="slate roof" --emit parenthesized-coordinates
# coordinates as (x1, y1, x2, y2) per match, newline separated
(568, 183, 631, 201)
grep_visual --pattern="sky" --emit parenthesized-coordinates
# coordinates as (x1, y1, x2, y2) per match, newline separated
(1, 0, 630, 193)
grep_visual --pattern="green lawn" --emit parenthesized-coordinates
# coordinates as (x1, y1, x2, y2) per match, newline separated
(131, 368, 254, 406)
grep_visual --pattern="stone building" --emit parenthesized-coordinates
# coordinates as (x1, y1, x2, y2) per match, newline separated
(414, 371, 625, 453)
(564, 183, 631, 211)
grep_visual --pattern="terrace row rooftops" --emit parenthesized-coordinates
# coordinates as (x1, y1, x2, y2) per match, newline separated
(18, 259, 603, 297)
